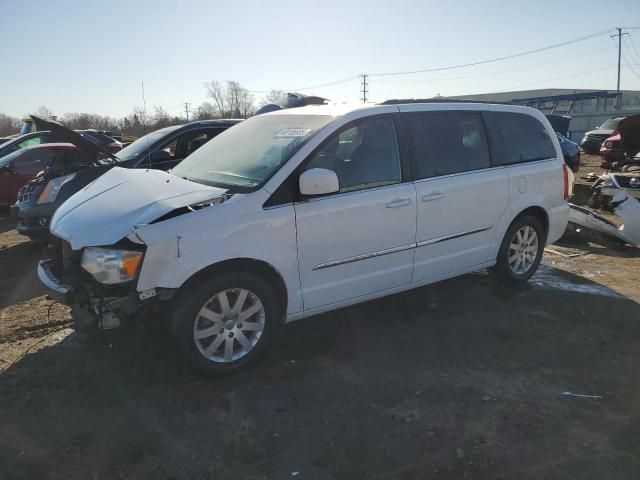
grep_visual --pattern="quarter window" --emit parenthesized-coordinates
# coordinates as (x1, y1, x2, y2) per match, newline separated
(305, 117, 401, 193)
(406, 112, 491, 179)
(483, 112, 556, 165)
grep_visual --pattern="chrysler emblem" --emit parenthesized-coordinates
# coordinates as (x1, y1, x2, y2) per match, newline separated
(630, 177, 640, 188)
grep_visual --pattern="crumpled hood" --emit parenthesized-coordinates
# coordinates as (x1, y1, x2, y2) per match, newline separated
(51, 167, 227, 249)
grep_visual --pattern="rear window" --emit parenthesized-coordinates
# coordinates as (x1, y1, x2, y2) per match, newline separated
(483, 112, 556, 165)
(406, 111, 491, 179)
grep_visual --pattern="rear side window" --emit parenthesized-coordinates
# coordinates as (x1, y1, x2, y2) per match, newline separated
(406, 112, 491, 180)
(484, 112, 556, 165)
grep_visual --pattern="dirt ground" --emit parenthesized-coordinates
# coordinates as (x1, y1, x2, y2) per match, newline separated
(1, 174, 639, 479)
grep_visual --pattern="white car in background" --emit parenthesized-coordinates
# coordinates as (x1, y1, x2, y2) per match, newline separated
(38, 101, 570, 376)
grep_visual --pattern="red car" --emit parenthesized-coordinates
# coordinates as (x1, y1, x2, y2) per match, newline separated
(600, 132, 624, 168)
(0, 143, 77, 205)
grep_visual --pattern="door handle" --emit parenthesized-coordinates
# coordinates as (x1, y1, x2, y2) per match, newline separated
(386, 198, 412, 208)
(422, 192, 446, 202)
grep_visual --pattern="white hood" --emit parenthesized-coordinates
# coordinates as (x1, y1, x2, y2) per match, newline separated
(51, 167, 227, 250)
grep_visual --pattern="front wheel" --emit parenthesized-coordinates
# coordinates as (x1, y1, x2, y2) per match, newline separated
(172, 272, 283, 377)
(492, 215, 545, 284)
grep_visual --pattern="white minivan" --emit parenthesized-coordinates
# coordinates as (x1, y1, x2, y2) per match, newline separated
(38, 101, 570, 376)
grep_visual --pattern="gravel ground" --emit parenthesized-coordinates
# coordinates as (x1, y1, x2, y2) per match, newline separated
(1, 189, 639, 479)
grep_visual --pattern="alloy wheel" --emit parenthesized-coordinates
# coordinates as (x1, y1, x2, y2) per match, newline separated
(193, 288, 265, 363)
(508, 226, 539, 275)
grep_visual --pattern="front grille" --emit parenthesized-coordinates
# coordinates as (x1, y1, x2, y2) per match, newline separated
(17, 184, 40, 203)
(586, 133, 610, 143)
(604, 140, 622, 150)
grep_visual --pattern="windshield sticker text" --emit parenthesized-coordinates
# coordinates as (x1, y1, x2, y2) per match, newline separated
(274, 128, 311, 138)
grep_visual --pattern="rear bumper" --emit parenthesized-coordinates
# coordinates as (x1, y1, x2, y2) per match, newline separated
(547, 203, 570, 245)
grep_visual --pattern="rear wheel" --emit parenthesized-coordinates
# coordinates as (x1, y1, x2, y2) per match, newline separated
(172, 272, 283, 377)
(492, 215, 545, 283)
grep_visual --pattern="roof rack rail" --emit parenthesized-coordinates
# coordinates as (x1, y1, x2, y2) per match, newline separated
(378, 98, 514, 106)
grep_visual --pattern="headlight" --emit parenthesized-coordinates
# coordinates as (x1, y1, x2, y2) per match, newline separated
(81, 247, 143, 284)
(37, 173, 76, 204)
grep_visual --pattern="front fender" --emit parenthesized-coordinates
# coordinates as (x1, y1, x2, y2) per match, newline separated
(134, 202, 303, 315)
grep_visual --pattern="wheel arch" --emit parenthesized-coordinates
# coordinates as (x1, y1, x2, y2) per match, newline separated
(175, 257, 289, 315)
(513, 205, 549, 240)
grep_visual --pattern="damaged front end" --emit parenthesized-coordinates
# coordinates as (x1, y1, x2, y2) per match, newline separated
(37, 166, 231, 330)
(38, 238, 166, 329)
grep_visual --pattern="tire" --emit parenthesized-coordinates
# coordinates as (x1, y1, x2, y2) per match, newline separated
(172, 271, 284, 377)
(492, 215, 545, 284)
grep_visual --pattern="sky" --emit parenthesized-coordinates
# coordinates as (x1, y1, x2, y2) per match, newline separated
(1, 0, 639, 119)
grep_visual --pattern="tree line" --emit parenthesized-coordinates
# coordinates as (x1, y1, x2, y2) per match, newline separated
(0, 82, 284, 138)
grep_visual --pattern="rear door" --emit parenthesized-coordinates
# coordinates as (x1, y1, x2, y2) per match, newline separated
(294, 115, 417, 310)
(402, 108, 508, 281)
(483, 110, 561, 226)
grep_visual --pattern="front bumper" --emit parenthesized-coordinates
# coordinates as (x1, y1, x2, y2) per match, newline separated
(13, 201, 54, 241)
(581, 139, 602, 153)
(37, 260, 72, 297)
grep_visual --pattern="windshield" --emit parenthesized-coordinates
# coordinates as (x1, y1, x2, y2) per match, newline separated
(0, 147, 24, 167)
(115, 125, 181, 162)
(172, 114, 333, 189)
(599, 118, 622, 130)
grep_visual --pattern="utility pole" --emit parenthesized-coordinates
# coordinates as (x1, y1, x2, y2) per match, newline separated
(360, 74, 369, 103)
(184, 102, 191, 122)
(611, 27, 629, 110)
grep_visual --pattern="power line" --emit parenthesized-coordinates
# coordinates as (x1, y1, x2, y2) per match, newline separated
(464, 65, 618, 96)
(371, 46, 617, 85)
(369, 28, 617, 77)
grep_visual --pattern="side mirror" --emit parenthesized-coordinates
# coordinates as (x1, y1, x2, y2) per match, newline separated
(149, 149, 170, 163)
(299, 168, 339, 196)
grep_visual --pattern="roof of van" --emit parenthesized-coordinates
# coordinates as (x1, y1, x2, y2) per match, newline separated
(260, 101, 541, 118)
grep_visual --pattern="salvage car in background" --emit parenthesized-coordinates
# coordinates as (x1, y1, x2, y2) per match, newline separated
(0, 143, 68, 205)
(588, 115, 640, 208)
(0, 129, 63, 159)
(580, 116, 625, 154)
(545, 115, 580, 172)
(37, 102, 570, 376)
(11, 116, 241, 241)
(255, 92, 328, 115)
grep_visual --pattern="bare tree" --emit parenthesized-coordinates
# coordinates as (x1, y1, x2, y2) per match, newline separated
(205, 81, 228, 118)
(35, 105, 54, 119)
(153, 106, 171, 128)
(195, 102, 218, 120)
(261, 89, 285, 106)
(205, 80, 255, 118)
(0, 112, 20, 137)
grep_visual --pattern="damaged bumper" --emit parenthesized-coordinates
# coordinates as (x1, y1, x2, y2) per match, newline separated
(37, 243, 173, 330)
(37, 260, 72, 295)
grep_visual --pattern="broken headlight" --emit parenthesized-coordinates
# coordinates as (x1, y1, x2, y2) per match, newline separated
(81, 247, 143, 284)
(37, 173, 77, 204)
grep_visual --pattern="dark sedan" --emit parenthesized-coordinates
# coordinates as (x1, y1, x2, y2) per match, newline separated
(12, 117, 242, 241)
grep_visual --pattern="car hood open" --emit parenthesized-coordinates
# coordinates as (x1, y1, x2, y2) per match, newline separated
(31, 115, 118, 163)
(50, 167, 227, 249)
(619, 115, 640, 157)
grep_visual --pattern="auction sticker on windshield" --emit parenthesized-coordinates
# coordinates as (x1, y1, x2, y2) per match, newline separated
(274, 128, 312, 138)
